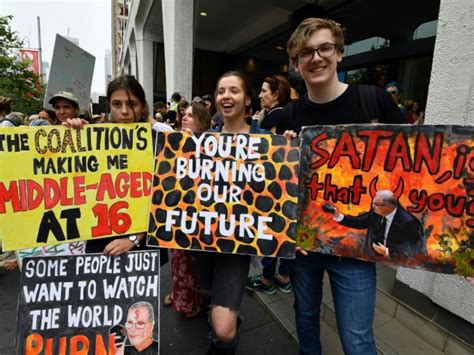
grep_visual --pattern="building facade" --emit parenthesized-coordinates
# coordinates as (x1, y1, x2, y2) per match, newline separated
(111, 0, 132, 78)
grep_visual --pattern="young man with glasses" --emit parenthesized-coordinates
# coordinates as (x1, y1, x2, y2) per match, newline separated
(278, 18, 403, 355)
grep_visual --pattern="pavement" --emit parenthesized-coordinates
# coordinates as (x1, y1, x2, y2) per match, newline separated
(0, 267, 21, 355)
(0, 259, 298, 355)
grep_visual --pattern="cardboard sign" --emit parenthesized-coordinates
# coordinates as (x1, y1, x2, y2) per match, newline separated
(16, 251, 160, 354)
(148, 132, 299, 257)
(44, 34, 95, 110)
(0, 124, 154, 251)
(298, 125, 473, 276)
(16, 242, 86, 269)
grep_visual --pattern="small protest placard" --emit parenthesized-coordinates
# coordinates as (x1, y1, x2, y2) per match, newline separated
(148, 132, 299, 257)
(44, 34, 95, 110)
(16, 251, 160, 354)
(0, 124, 154, 251)
(298, 125, 473, 276)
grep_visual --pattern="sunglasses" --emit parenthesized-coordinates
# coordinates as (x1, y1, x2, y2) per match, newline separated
(388, 90, 398, 95)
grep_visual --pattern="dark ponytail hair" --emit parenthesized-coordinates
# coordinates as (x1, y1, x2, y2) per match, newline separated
(107, 75, 148, 122)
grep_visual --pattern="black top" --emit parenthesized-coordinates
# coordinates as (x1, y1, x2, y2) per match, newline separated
(277, 84, 404, 134)
(260, 106, 283, 131)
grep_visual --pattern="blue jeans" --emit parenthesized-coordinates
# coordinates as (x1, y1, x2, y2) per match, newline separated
(290, 252, 376, 355)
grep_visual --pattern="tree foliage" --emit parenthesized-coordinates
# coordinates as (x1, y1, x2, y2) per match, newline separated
(0, 15, 44, 115)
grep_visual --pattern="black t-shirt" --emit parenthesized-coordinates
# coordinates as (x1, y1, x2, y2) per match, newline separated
(277, 84, 404, 134)
(260, 106, 283, 131)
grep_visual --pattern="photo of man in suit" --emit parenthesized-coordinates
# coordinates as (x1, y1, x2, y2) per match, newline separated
(113, 301, 158, 355)
(328, 190, 425, 258)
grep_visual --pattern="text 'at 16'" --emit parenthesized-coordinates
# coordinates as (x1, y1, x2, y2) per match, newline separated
(35, 202, 132, 244)
(91, 201, 131, 237)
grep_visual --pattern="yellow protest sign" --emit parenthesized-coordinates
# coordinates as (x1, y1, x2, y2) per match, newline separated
(0, 124, 153, 251)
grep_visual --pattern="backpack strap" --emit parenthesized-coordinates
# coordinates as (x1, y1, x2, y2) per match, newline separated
(358, 84, 381, 123)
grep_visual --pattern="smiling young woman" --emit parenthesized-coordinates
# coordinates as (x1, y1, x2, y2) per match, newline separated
(214, 71, 254, 133)
(194, 71, 270, 354)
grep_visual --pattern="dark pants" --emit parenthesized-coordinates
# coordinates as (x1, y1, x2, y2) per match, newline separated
(262, 257, 291, 280)
(195, 252, 250, 312)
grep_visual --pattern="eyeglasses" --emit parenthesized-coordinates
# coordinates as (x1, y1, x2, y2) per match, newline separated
(388, 90, 398, 95)
(372, 202, 387, 207)
(125, 320, 150, 330)
(297, 43, 336, 64)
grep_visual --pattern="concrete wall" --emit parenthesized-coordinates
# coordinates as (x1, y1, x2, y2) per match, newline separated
(396, 0, 474, 323)
(161, 0, 194, 102)
(119, 0, 155, 105)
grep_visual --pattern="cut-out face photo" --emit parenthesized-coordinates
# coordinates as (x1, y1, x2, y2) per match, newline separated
(125, 304, 155, 348)
(110, 302, 158, 354)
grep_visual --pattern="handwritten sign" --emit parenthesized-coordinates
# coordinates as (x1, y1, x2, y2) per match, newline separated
(44, 34, 95, 110)
(148, 132, 299, 257)
(0, 124, 153, 251)
(298, 125, 473, 276)
(16, 251, 160, 354)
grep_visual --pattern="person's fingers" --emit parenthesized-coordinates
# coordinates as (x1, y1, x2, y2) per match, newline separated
(102, 244, 112, 256)
(61, 119, 72, 127)
(62, 118, 87, 129)
(295, 246, 308, 256)
(372, 243, 385, 255)
(102, 238, 135, 257)
(283, 130, 297, 139)
(108, 249, 119, 257)
(108, 243, 122, 256)
(5, 263, 16, 270)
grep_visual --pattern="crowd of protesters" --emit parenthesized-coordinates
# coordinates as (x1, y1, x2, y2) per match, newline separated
(0, 16, 440, 355)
